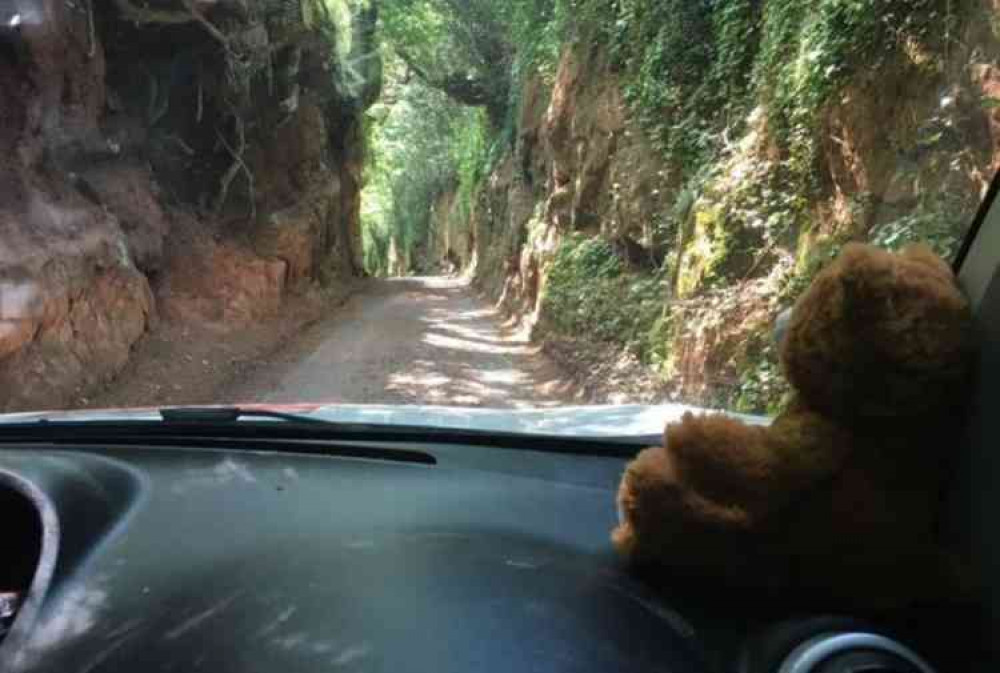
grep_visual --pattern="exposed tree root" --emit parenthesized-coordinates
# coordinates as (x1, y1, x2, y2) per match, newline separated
(111, 0, 229, 47)
(213, 114, 255, 219)
(86, 0, 96, 58)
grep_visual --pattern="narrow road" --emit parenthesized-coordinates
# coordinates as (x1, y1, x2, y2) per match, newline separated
(232, 277, 575, 408)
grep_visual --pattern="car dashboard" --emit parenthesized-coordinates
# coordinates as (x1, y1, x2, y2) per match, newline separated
(0, 438, 991, 673)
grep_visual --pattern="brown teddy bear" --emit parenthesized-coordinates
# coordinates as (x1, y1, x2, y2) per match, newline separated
(612, 243, 975, 609)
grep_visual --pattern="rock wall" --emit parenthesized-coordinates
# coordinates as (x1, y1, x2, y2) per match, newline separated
(469, 1, 1000, 407)
(471, 42, 671, 320)
(429, 189, 473, 273)
(0, 0, 379, 412)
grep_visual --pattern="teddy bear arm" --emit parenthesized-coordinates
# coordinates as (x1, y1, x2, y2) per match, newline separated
(668, 407, 850, 520)
(667, 413, 795, 504)
(611, 444, 755, 563)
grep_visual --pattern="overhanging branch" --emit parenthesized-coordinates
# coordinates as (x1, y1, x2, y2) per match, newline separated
(395, 47, 430, 82)
(111, 0, 193, 24)
(112, 0, 229, 47)
(395, 47, 494, 109)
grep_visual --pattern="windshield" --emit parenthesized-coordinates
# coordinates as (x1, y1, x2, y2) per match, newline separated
(0, 0, 994, 418)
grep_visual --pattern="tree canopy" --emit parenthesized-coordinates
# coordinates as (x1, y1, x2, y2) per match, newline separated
(377, 0, 570, 128)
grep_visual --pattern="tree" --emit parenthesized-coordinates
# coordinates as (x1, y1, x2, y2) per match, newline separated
(379, 0, 514, 129)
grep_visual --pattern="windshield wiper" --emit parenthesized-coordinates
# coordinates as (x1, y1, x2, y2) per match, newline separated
(159, 407, 332, 425)
(0, 407, 652, 457)
(3, 406, 440, 464)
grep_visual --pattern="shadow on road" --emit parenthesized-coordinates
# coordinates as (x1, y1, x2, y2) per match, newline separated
(233, 276, 577, 409)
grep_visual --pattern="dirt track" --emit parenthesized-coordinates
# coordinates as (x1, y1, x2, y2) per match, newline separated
(226, 277, 575, 408)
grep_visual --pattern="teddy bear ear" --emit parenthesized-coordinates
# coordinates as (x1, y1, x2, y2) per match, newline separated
(828, 243, 896, 314)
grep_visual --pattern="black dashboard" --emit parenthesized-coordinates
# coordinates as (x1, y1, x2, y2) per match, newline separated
(0, 439, 991, 673)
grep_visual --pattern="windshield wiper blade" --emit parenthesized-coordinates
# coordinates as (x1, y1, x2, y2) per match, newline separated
(0, 408, 653, 457)
(159, 407, 331, 425)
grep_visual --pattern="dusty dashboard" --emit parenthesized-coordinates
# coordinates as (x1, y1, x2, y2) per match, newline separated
(0, 440, 718, 673)
(0, 438, 989, 673)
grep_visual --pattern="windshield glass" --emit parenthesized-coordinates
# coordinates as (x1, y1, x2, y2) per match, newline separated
(0, 0, 995, 417)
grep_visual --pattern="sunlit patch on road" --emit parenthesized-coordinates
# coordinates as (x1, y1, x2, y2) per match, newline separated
(252, 277, 575, 408)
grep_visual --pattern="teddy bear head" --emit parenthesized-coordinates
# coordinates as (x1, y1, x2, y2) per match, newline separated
(779, 243, 974, 422)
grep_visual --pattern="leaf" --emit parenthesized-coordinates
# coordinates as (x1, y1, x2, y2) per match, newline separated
(981, 97, 1000, 110)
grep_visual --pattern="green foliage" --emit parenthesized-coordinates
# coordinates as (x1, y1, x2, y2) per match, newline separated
(777, 234, 850, 304)
(294, 0, 360, 102)
(379, 0, 520, 124)
(756, 0, 961, 142)
(541, 234, 673, 366)
(550, 235, 623, 281)
(363, 0, 984, 416)
(564, 0, 965, 180)
(451, 111, 490, 225)
(731, 341, 792, 416)
(870, 197, 967, 260)
(364, 0, 574, 273)
(507, 0, 569, 80)
(540, 0, 971, 414)
(568, 0, 761, 166)
(362, 77, 479, 275)
(310, 0, 354, 61)
(380, 0, 490, 79)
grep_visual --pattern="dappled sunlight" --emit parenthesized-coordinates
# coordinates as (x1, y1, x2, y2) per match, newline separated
(405, 292, 452, 302)
(255, 276, 574, 409)
(398, 276, 470, 289)
(422, 306, 497, 322)
(422, 332, 534, 356)
(388, 367, 452, 388)
(430, 317, 532, 347)
(378, 277, 572, 407)
(477, 369, 528, 385)
(386, 359, 549, 408)
(412, 281, 541, 357)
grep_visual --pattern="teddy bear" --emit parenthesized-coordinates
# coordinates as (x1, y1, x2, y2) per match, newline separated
(612, 242, 976, 609)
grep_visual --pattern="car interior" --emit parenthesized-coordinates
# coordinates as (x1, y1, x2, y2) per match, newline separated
(0, 183, 997, 673)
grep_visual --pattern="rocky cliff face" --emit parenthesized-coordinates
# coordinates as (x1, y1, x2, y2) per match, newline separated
(461, 1, 1000, 408)
(465, 41, 678, 329)
(0, 0, 379, 412)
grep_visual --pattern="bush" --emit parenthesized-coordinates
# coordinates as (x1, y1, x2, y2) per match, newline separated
(870, 204, 965, 260)
(541, 234, 673, 366)
(730, 339, 792, 415)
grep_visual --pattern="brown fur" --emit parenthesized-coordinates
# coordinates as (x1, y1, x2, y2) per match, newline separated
(782, 243, 973, 420)
(612, 243, 975, 608)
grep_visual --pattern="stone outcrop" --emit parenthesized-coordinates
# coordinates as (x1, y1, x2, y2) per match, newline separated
(0, 0, 380, 412)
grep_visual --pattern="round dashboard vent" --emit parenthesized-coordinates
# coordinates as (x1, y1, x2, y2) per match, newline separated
(0, 481, 42, 647)
(778, 632, 936, 673)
